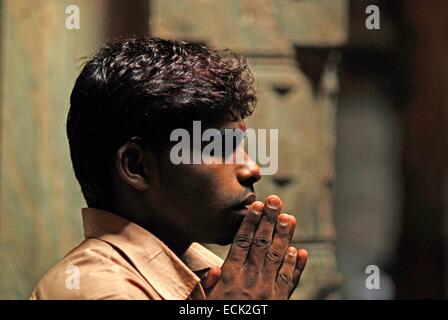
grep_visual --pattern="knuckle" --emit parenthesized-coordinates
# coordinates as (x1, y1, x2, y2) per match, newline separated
(266, 250, 283, 264)
(252, 236, 271, 250)
(258, 290, 271, 300)
(263, 213, 277, 224)
(233, 235, 252, 249)
(245, 270, 259, 287)
(244, 215, 259, 226)
(278, 271, 292, 284)
(221, 272, 233, 284)
(220, 266, 236, 283)
(240, 290, 254, 300)
(276, 227, 289, 237)
(288, 257, 297, 266)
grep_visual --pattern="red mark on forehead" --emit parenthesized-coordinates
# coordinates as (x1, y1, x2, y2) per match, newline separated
(239, 121, 247, 132)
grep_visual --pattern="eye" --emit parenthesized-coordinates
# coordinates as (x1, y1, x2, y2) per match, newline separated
(222, 130, 245, 158)
(201, 129, 246, 159)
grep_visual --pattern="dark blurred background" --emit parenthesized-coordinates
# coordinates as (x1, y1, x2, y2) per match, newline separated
(0, 0, 447, 299)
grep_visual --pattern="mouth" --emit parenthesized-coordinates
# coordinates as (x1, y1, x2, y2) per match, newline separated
(231, 193, 256, 216)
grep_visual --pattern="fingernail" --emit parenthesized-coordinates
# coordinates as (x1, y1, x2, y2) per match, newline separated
(298, 249, 308, 258)
(251, 202, 263, 215)
(267, 196, 280, 209)
(279, 214, 289, 227)
(287, 247, 297, 257)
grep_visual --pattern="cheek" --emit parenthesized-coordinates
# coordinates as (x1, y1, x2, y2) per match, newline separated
(159, 151, 239, 205)
(165, 163, 237, 208)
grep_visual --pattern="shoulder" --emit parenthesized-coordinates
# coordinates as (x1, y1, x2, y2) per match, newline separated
(30, 238, 158, 300)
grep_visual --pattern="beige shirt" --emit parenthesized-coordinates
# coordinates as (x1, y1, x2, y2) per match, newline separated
(30, 208, 223, 300)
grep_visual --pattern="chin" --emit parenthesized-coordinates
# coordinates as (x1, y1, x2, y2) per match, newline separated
(213, 227, 239, 246)
(203, 213, 242, 245)
(214, 236, 233, 246)
(195, 229, 233, 246)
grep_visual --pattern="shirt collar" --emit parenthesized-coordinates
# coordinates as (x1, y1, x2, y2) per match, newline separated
(82, 207, 223, 300)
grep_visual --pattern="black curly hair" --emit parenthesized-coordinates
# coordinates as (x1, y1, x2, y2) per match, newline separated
(67, 37, 257, 208)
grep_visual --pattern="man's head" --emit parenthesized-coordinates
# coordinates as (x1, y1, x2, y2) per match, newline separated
(67, 38, 261, 245)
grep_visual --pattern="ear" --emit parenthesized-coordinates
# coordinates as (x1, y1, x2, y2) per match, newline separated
(115, 137, 150, 191)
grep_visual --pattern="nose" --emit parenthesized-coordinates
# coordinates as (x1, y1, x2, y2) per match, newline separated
(237, 155, 261, 187)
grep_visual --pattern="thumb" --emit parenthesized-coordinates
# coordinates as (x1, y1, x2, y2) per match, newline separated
(201, 266, 221, 290)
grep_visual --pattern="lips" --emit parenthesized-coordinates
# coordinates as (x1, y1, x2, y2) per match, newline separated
(232, 193, 256, 213)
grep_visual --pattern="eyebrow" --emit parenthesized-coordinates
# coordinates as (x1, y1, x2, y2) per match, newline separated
(217, 128, 247, 136)
(217, 121, 247, 135)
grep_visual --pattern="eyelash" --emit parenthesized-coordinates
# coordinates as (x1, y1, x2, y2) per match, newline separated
(201, 133, 246, 158)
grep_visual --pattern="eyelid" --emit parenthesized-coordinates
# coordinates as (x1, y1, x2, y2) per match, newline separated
(220, 129, 247, 136)
(221, 131, 246, 144)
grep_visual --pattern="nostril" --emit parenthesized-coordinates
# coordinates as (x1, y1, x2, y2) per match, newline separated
(247, 176, 261, 185)
(272, 175, 293, 188)
(241, 175, 261, 187)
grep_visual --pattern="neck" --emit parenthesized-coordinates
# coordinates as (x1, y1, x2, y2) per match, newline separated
(157, 235, 192, 256)
(142, 220, 193, 256)
(110, 204, 192, 256)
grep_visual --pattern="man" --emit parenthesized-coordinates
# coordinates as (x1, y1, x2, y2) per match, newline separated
(31, 38, 308, 300)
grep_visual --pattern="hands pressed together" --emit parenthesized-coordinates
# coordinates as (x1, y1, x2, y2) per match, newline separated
(202, 195, 308, 300)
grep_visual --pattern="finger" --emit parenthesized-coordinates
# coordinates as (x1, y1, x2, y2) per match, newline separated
(296, 249, 308, 271)
(290, 249, 308, 296)
(286, 214, 296, 241)
(275, 247, 297, 298)
(201, 266, 222, 290)
(247, 195, 282, 270)
(223, 201, 264, 269)
(262, 214, 293, 279)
